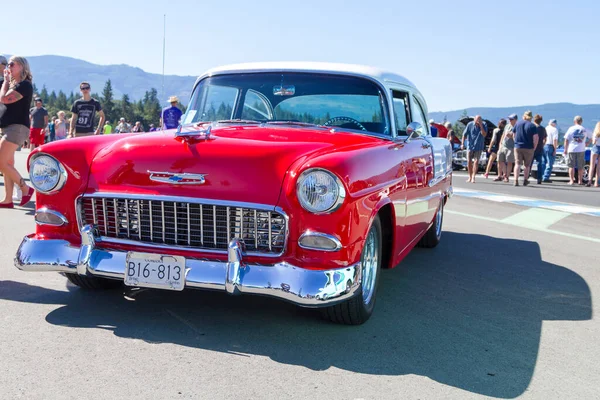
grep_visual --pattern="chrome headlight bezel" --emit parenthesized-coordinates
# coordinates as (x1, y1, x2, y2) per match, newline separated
(29, 153, 67, 194)
(296, 168, 346, 214)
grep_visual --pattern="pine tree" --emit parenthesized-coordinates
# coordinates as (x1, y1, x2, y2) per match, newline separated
(101, 80, 116, 125)
(40, 86, 49, 103)
(56, 91, 68, 111)
(120, 94, 133, 123)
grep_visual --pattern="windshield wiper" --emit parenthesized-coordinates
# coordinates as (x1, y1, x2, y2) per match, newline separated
(264, 121, 322, 127)
(216, 119, 262, 125)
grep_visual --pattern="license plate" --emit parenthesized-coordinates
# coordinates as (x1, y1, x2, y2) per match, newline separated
(124, 252, 186, 291)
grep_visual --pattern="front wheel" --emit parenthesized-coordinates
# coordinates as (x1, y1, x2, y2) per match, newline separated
(417, 199, 444, 248)
(321, 216, 382, 325)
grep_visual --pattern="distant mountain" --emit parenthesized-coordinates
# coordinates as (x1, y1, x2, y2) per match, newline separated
(429, 103, 600, 133)
(26, 55, 197, 106)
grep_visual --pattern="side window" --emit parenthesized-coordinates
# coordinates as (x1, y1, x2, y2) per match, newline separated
(411, 96, 428, 137)
(391, 90, 409, 135)
(242, 90, 273, 120)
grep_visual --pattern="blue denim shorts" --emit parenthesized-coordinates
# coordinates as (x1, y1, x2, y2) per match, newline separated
(592, 145, 600, 155)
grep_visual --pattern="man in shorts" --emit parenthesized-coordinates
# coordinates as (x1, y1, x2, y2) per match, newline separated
(461, 115, 487, 183)
(29, 97, 48, 149)
(69, 81, 105, 137)
(564, 116, 590, 185)
(513, 111, 539, 186)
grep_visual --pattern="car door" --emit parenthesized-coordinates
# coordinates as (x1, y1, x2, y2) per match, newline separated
(390, 90, 431, 252)
(403, 95, 435, 244)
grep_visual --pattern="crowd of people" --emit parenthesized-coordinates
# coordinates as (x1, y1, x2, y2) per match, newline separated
(0, 55, 184, 206)
(438, 112, 600, 188)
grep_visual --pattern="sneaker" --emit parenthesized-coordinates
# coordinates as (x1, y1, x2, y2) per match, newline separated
(523, 180, 529, 187)
(542, 179, 552, 183)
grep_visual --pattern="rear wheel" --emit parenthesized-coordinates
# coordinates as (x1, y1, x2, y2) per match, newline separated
(417, 199, 444, 248)
(321, 216, 382, 325)
(65, 273, 123, 290)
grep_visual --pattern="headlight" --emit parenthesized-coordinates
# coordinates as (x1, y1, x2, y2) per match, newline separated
(30, 154, 67, 193)
(296, 168, 346, 213)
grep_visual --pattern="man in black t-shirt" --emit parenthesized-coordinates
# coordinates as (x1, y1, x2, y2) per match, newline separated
(69, 81, 104, 137)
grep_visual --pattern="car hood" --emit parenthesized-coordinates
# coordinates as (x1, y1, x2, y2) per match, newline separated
(87, 125, 382, 206)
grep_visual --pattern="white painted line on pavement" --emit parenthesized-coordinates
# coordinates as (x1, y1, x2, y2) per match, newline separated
(446, 210, 600, 244)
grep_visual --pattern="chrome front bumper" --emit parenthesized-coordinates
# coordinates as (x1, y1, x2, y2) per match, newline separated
(15, 225, 361, 307)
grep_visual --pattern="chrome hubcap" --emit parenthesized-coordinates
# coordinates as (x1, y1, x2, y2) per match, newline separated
(435, 203, 443, 238)
(361, 228, 378, 305)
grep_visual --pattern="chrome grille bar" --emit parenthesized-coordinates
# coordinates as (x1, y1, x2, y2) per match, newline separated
(226, 206, 231, 242)
(102, 198, 108, 235)
(186, 203, 190, 246)
(213, 205, 217, 246)
(149, 200, 153, 240)
(91, 198, 97, 226)
(125, 199, 130, 237)
(161, 202, 166, 243)
(174, 202, 178, 245)
(268, 213, 272, 252)
(200, 205, 204, 245)
(111, 199, 117, 236)
(254, 210, 258, 249)
(137, 201, 142, 240)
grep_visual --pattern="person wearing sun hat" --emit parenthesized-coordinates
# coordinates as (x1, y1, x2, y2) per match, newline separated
(161, 95, 183, 130)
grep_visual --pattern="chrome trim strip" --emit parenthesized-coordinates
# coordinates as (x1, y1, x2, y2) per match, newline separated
(268, 213, 272, 252)
(226, 206, 231, 242)
(428, 170, 453, 188)
(34, 207, 68, 226)
(298, 231, 343, 252)
(81, 192, 279, 212)
(15, 229, 361, 308)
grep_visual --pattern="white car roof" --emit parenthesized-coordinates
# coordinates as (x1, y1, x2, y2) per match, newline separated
(196, 62, 423, 97)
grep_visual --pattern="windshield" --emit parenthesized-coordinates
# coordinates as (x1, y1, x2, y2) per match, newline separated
(182, 72, 391, 136)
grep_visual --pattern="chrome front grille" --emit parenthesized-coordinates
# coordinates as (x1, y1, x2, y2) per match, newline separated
(78, 196, 287, 255)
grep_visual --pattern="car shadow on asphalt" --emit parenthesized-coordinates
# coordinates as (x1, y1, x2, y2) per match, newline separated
(0, 232, 592, 398)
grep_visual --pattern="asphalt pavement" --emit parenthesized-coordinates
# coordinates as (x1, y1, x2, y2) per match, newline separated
(1, 152, 599, 399)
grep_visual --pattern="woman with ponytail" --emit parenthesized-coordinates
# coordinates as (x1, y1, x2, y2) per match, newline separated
(0, 56, 35, 207)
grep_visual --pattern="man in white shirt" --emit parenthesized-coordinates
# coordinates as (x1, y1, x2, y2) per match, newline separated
(540, 119, 559, 182)
(564, 116, 591, 185)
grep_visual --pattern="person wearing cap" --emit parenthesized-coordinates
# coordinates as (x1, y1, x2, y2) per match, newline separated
(513, 111, 539, 186)
(116, 117, 131, 133)
(496, 114, 517, 182)
(540, 119, 559, 182)
(564, 116, 590, 185)
(461, 115, 487, 183)
(428, 119, 438, 137)
(29, 97, 48, 149)
(161, 95, 183, 130)
(69, 81, 104, 138)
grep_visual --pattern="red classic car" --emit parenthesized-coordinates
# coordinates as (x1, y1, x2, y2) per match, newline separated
(16, 63, 452, 325)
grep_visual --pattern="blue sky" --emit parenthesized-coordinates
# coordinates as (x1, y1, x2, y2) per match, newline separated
(3, 0, 599, 112)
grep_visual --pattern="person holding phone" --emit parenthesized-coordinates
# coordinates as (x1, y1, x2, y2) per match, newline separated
(69, 81, 104, 137)
(0, 56, 35, 208)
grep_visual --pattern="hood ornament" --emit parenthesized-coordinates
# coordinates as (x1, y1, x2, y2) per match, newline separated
(148, 171, 207, 185)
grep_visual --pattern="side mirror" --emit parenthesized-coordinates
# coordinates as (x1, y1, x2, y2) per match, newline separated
(405, 122, 423, 141)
